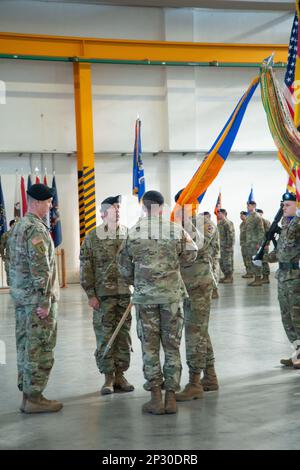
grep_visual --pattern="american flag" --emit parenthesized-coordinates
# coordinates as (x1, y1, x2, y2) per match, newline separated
(283, 9, 300, 120)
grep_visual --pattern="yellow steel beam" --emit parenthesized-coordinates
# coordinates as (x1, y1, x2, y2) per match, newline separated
(0, 32, 288, 64)
(73, 63, 96, 243)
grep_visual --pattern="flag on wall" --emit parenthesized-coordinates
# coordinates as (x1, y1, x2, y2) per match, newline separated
(43, 173, 50, 227)
(247, 187, 255, 204)
(0, 177, 7, 237)
(35, 175, 40, 184)
(132, 119, 145, 202)
(20, 176, 27, 216)
(27, 174, 32, 191)
(50, 175, 62, 248)
(172, 76, 259, 218)
(214, 192, 222, 220)
(14, 174, 21, 219)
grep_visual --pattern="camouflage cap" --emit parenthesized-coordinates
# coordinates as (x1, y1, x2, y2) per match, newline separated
(282, 191, 296, 202)
(27, 183, 55, 200)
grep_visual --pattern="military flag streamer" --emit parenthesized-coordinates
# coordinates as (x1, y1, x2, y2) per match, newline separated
(132, 118, 145, 202)
(0, 177, 7, 237)
(20, 175, 27, 216)
(50, 174, 62, 248)
(172, 76, 259, 219)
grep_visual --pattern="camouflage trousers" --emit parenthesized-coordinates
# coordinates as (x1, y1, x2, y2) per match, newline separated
(184, 285, 215, 373)
(135, 302, 184, 392)
(278, 278, 300, 345)
(220, 247, 234, 276)
(93, 295, 131, 375)
(247, 243, 262, 276)
(15, 302, 57, 396)
(241, 245, 253, 275)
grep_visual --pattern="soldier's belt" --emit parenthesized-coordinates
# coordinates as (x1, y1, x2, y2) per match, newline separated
(279, 262, 300, 270)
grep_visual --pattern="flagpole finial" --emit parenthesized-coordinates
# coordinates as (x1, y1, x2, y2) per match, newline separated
(137, 114, 140, 120)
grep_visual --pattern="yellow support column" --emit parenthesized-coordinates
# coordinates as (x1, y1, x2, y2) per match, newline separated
(73, 62, 96, 244)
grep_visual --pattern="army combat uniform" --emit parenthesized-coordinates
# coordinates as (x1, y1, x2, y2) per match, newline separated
(9, 213, 59, 398)
(80, 223, 132, 392)
(118, 215, 198, 413)
(0, 230, 12, 285)
(240, 220, 253, 277)
(245, 212, 265, 286)
(261, 216, 271, 280)
(218, 218, 235, 282)
(176, 214, 219, 402)
(267, 214, 300, 362)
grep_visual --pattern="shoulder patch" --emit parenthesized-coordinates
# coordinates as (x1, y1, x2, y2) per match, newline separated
(31, 237, 43, 246)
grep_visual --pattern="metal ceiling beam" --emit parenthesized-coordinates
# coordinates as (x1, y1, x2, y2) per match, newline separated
(0, 32, 288, 64)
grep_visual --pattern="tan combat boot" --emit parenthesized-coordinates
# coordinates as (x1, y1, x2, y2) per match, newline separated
(165, 391, 177, 414)
(142, 387, 165, 415)
(20, 393, 27, 413)
(222, 275, 233, 284)
(176, 372, 204, 401)
(261, 275, 270, 284)
(23, 394, 63, 413)
(248, 275, 263, 286)
(114, 371, 134, 393)
(280, 357, 293, 367)
(101, 373, 115, 395)
(201, 366, 219, 391)
(242, 273, 253, 279)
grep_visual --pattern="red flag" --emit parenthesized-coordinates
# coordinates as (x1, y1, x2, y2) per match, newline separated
(35, 175, 40, 184)
(21, 176, 27, 216)
(214, 192, 222, 220)
(44, 175, 47, 185)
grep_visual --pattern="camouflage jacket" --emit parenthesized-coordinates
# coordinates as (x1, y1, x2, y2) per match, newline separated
(80, 223, 131, 298)
(9, 213, 59, 308)
(245, 212, 265, 246)
(117, 215, 198, 304)
(262, 217, 271, 234)
(268, 215, 300, 281)
(180, 214, 218, 290)
(239, 221, 247, 246)
(218, 218, 235, 250)
(0, 231, 10, 261)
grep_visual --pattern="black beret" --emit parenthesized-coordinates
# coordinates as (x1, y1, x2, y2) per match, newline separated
(142, 190, 164, 206)
(100, 195, 122, 211)
(174, 188, 184, 203)
(27, 183, 55, 201)
(282, 191, 296, 202)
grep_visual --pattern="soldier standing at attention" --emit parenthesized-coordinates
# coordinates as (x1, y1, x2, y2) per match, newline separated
(80, 195, 134, 395)
(256, 209, 271, 284)
(118, 190, 198, 415)
(203, 211, 220, 299)
(9, 184, 62, 413)
(253, 193, 300, 368)
(218, 209, 235, 284)
(240, 211, 253, 279)
(173, 194, 219, 403)
(0, 219, 16, 286)
(245, 200, 265, 286)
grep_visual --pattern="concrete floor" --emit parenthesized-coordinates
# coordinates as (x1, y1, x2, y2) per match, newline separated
(1, 276, 300, 450)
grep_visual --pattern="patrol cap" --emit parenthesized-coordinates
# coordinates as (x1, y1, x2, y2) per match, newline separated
(142, 190, 164, 206)
(100, 195, 122, 212)
(282, 191, 296, 202)
(27, 183, 55, 201)
(174, 189, 184, 203)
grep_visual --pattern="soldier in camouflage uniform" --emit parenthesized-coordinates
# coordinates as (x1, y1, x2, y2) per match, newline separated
(203, 212, 220, 299)
(0, 219, 16, 286)
(256, 209, 271, 283)
(80, 195, 134, 395)
(240, 211, 253, 278)
(118, 190, 198, 415)
(253, 192, 300, 368)
(9, 184, 62, 414)
(245, 200, 265, 286)
(173, 195, 219, 403)
(218, 209, 235, 283)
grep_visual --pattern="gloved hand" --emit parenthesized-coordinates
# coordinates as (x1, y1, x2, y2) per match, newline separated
(252, 256, 262, 267)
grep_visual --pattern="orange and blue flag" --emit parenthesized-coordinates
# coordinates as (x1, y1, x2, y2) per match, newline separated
(172, 76, 259, 218)
(132, 119, 145, 202)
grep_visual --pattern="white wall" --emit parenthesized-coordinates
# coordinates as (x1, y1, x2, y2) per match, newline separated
(0, 1, 294, 279)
